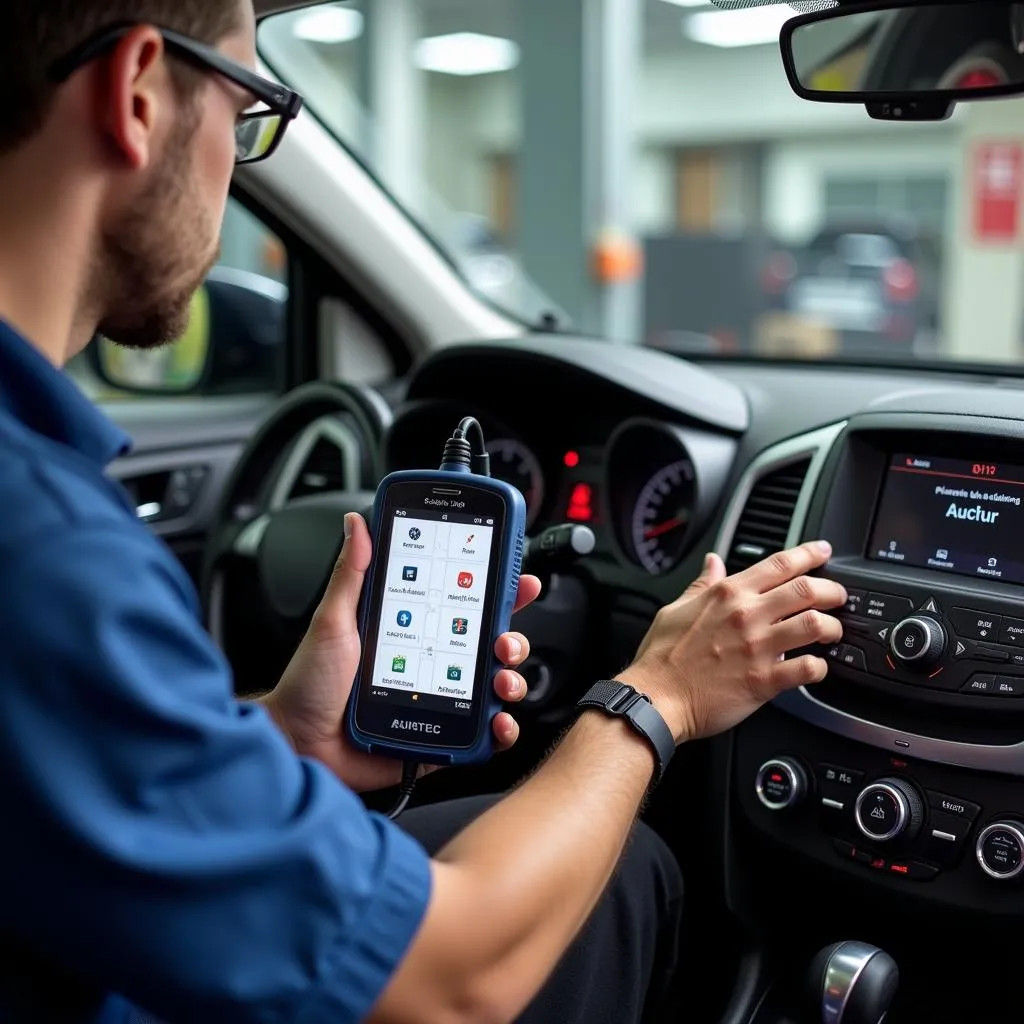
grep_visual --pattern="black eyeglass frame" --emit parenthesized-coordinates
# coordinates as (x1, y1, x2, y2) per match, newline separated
(49, 24, 304, 163)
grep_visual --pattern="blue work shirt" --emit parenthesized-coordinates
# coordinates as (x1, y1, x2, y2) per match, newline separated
(0, 321, 432, 1023)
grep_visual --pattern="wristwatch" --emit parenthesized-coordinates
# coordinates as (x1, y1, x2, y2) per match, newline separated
(576, 680, 676, 783)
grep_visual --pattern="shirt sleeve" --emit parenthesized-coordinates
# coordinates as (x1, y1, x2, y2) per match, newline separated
(0, 524, 432, 1024)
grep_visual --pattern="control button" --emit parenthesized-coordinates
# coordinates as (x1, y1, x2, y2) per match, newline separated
(866, 593, 914, 620)
(923, 810, 973, 867)
(974, 642, 1011, 663)
(953, 640, 969, 658)
(926, 790, 981, 821)
(962, 673, 996, 694)
(821, 797, 846, 812)
(976, 821, 1024, 880)
(903, 861, 940, 881)
(950, 608, 1001, 642)
(855, 777, 924, 842)
(920, 596, 941, 614)
(755, 757, 807, 810)
(826, 643, 843, 661)
(1010, 652, 1024, 669)
(837, 646, 867, 672)
(832, 838, 872, 865)
(994, 676, 1024, 696)
(1000, 618, 1024, 647)
(844, 589, 866, 616)
(819, 764, 863, 789)
(889, 615, 946, 667)
(876, 624, 892, 643)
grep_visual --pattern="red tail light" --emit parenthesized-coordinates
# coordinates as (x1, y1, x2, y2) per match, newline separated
(884, 258, 917, 302)
(761, 251, 796, 294)
(956, 69, 1004, 89)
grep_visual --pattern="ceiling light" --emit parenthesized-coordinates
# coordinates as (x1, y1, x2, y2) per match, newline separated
(414, 32, 520, 76)
(660, 0, 713, 7)
(684, 5, 794, 47)
(293, 5, 364, 45)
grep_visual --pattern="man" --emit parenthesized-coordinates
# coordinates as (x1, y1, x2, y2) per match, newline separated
(0, 2, 848, 1022)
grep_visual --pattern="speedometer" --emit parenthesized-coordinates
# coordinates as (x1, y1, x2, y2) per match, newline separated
(489, 438, 545, 529)
(630, 459, 697, 575)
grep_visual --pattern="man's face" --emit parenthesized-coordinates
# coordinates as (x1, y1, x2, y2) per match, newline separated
(96, 2, 256, 350)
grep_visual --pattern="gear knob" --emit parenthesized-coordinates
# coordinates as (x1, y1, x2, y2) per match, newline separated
(806, 941, 899, 1024)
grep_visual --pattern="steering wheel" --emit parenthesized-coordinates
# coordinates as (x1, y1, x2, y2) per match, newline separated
(200, 382, 391, 687)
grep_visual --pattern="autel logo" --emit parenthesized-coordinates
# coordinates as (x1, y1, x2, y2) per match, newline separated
(391, 719, 441, 734)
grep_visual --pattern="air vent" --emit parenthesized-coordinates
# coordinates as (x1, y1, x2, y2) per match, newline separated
(726, 457, 813, 574)
(289, 437, 347, 499)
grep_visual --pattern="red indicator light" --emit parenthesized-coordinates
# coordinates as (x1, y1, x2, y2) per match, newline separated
(770, 773, 783, 783)
(890, 863, 909, 874)
(890, 758, 907, 769)
(564, 450, 580, 468)
(567, 483, 593, 522)
(870, 857, 885, 869)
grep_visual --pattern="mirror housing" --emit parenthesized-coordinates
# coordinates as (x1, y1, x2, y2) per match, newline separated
(85, 285, 213, 396)
(84, 267, 286, 397)
(780, 0, 1024, 119)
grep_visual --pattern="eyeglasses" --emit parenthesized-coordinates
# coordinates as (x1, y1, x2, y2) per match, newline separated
(49, 25, 304, 165)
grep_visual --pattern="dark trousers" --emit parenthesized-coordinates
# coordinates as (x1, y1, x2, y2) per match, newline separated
(397, 795, 685, 1024)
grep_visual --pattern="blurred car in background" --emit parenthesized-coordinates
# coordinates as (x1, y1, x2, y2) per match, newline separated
(760, 217, 942, 355)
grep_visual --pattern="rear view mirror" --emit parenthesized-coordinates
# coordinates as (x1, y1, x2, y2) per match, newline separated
(780, 0, 1024, 120)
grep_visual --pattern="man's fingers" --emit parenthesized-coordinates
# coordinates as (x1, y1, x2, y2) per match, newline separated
(315, 513, 372, 631)
(769, 608, 843, 654)
(494, 632, 531, 667)
(771, 653, 830, 692)
(736, 540, 833, 594)
(513, 574, 543, 614)
(680, 552, 727, 600)
(492, 712, 520, 750)
(494, 668, 527, 703)
(760, 575, 847, 623)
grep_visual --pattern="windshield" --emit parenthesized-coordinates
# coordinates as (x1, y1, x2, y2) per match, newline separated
(258, 1, 1024, 367)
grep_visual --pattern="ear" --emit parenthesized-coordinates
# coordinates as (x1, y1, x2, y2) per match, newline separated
(98, 26, 170, 171)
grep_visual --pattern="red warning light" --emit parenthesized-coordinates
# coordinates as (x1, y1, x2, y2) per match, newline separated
(567, 483, 593, 522)
(563, 450, 580, 468)
(770, 774, 783, 783)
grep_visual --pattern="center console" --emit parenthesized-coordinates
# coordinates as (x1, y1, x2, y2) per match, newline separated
(729, 413, 1024, 924)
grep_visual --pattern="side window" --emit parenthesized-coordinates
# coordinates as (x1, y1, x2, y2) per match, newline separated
(67, 198, 288, 401)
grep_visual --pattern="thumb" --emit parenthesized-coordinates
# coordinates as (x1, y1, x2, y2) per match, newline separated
(682, 552, 727, 598)
(317, 512, 373, 628)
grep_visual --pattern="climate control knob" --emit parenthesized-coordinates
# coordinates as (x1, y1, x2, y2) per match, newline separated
(976, 821, 1024, 880)
(755, 757, 808, 810)
(854, 777, 924, 842)
(889, 615, 946, 668)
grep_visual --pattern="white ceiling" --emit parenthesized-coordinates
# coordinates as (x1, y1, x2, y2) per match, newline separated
(256, 0, 796, 58)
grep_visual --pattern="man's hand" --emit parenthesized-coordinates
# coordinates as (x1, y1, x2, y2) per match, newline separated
(619, 541, 847, 742)
(263, 512, 543, 792)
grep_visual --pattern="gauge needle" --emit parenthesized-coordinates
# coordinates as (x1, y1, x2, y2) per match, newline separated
(644, 515, 688, 540)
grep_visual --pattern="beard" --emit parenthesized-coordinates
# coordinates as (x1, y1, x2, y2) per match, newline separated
(93, 113, 221, 351)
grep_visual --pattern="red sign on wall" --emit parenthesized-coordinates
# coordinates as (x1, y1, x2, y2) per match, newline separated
(973, 142, 1024, 242)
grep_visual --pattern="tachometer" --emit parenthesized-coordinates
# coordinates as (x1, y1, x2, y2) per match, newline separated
(630, 459, 697, 575)
(490, 439, 544, 529)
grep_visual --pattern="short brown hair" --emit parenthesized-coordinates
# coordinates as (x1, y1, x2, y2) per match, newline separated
(0, 0, 243, 154)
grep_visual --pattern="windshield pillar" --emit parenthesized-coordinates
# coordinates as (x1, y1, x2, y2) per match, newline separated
(519, 0, 642, 341)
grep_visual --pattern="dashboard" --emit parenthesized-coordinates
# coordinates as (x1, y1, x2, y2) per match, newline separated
(367, 337, 1024, 1018)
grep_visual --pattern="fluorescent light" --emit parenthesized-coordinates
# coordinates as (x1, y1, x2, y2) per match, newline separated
(684, 5, 793, 47)
(414, 32, 520, 76)
(293, 5, 363, 45)
(660, 0, 713, 7)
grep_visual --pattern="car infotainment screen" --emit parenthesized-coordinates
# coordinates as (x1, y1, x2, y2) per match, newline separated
(867, 454, 1024, 585)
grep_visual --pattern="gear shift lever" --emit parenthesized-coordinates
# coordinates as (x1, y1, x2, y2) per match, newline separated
(805, 941, 899, 1024)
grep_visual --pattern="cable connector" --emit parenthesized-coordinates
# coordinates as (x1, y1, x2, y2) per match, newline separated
(439, 416, 491, 477)
(386, 761, 420, 820)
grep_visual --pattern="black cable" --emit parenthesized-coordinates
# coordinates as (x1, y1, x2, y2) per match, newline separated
(440, 416, 490, 477)
(386, 761, 421, 820)
(387, 417, 493, 821)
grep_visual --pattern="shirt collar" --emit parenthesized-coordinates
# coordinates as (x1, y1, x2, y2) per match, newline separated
(0, 320, 131, 466)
